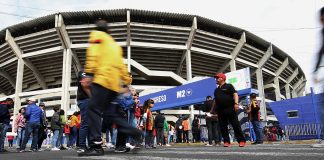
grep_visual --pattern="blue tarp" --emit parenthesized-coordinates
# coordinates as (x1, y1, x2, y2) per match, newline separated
(139, 77, 258, 111)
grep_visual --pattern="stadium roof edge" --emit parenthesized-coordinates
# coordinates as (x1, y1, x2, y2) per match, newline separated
(0, 9, 305, 77)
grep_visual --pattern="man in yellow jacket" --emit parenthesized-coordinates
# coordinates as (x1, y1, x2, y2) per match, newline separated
(79, 20, 142, 157)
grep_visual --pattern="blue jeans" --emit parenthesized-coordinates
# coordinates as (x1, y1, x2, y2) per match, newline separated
(0, 123, 10, 152)
(127, 110, 137, 144)
(16, 127, 26, 148)
(251, 120, 263, 143)
(68, 126, 77, 147)
(51, 130, 60, 148)
(21, 122, 40, 150)
(57, 128, 63, 147)
(78, 99, 89, 148)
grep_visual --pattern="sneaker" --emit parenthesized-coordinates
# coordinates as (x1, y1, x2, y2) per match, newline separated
(252, 142, 263, 145)
(19, 149, 25, 153)
(51, 148, 60, 151)
(311, 141, 324, 148)
(60, 147, 67, 150)
(126, 143, 135, 150)
(214, 143, 222, 147)
(205, 144, 213, 147)
(145, 145, 152, 149)
(38, 148, 44, 152)
(106, 143, 115, 149)
(114, 147, 128, 153)
(224, 142, 231, 147)
(78, 147, 104, 157)
(165, 144, 171, 147)
(77, 148, 86, 153)
(239, 141, 246, 147)
(67, 147, 74, 150)
(31, 149, 38, 152)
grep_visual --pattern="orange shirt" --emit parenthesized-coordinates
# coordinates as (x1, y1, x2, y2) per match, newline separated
(69, 115, 80, 127)
(182, 119, 190, 131)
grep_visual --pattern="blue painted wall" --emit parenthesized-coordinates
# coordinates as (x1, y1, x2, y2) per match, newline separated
(269, 92, 324, 140)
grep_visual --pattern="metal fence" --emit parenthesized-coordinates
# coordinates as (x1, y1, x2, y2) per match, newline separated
(285, 123, 324, 140)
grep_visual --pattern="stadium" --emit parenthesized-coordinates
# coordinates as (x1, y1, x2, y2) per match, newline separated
(0, 9, 306, 119)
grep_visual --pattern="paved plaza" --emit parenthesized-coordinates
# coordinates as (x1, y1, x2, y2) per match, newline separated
(0, 144, 323, 160)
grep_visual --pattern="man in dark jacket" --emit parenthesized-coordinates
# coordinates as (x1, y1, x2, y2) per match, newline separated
(0, 98, 14, 153)
(191, 116, 200, 143)
(154, 111, 165, 146)
(248, 93, 263, 144)
(38, 102, 47, 151)
(77, 71, 91, 153)
(20, 97, 43, 152)
(212, 73, 246, 147)
(50, 106, 61, 150)
(203, 96, 221, 146)
(175, 117, 183, 143)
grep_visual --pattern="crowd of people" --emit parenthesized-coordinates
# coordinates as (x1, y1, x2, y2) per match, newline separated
(0, 14, 300, 157)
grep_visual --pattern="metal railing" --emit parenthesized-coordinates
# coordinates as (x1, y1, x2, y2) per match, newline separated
(285, 123, 324, 140)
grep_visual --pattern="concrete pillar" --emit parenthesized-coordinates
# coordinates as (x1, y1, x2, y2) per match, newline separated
(292, 89, 297, 98)
(127, 46, 131, 72)
(285, 84, 291, 99)
(61, 49, 72, 118)
(274, 77, 281, 101)
(13, 58, 24, 121)
(126, 10, 131, 73)
(256, 68, 267, 121)
(185, 49, 194, 125)
(230, 59, 236, 71)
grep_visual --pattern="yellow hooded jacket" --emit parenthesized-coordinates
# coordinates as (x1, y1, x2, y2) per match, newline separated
(85, 31, 130, 92)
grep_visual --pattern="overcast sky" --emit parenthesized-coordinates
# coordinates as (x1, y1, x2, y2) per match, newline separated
(0, 0, 323, 93)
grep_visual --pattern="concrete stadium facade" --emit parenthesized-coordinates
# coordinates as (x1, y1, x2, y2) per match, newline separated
(0, 9, 306, 120)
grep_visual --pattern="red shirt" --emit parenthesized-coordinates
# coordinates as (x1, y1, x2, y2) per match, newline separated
(134, 104, 142, 118)
(7, 135, 14, 140)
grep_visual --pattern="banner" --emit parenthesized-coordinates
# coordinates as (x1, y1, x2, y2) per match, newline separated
(225, 67, 251, 91)
(139, 67, 254, 111)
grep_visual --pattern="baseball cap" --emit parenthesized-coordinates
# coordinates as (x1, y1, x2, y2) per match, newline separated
(214, 73, 226, 81)
(39, 102, 45, 106)
(27, 97, 37, 102)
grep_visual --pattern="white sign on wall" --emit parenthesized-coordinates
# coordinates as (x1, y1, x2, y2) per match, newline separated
(225, 67, 251, 90)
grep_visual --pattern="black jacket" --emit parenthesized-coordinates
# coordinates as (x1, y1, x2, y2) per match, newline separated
(0, 103, 10, 124)
(154, 114, 165, 128)
(51, 112, 61, 130)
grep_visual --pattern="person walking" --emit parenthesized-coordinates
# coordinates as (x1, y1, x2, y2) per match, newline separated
(143, 99, 155, 149)
(312, 6, 324, 148)
(68, 112, 79, 149)
(212, 73, 246, 147)
(14, 107, 26, 150)
(191, 116, 200, 143)
(0, 98, 14, 153)
(203, 96, 221, 146)
(154, 111, 165, 146)
(37, 102, 47, 151)
(182, 117, 190, 143)
(7, 135, 14, 148)
(175, 117, 183, 143)
(58, 110, 67, 149)
(79, 20, 142, 157)
(76, 71, 91, 153)
(248, 93, 263, 144)
(20, 97, 43, 152)
(163, 118, 170, 146)
(51, 106, 62, 151)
